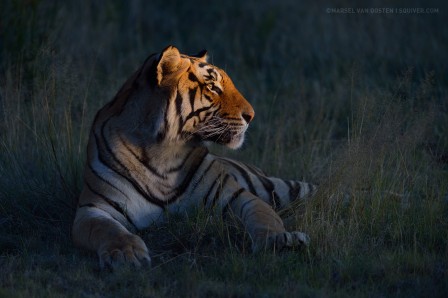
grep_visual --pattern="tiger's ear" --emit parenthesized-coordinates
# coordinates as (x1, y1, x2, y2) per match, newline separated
(191, 49, 208, 63)
(157, 46, 185, 86)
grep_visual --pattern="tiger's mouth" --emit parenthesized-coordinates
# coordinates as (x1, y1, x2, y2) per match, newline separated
(209, 129, 246, 149)
(194, 119, 248, 149)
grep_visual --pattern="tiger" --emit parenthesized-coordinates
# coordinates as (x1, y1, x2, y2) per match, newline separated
(72, 46, 316, 269)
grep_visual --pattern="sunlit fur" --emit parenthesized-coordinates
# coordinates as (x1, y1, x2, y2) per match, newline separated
(72, 46, 316, 269)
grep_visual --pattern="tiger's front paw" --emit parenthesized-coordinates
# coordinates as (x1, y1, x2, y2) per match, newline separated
(97, 233, 151, 270)
(252, 231, 310, 253)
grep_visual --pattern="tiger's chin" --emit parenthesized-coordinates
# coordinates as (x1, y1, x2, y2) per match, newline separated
(225, 134, 246, 149)
(194, 125, 248, 149)
(195, 132, 246, 149)
(212, 131, 246, 149)
(225, 125, 249, 149)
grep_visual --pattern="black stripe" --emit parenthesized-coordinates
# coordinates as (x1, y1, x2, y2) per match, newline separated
(167, 147, 203, 173)
(219, 158, 257, 195)
(85, 181, 138, 230)
(199, 159, 218, 178)
(184, 105, 213, 123)
(200, 110, 213, 122)
(87, 161, 130, 200)
(144, 54, 159, 88)
(188, 72, 199, 83)
(211, 85, 223, 95)
(287, 180, 301, 201)
(202, 171, 224, 207)
(189, 87, 197, 112)
(105, 76, 139, 117)
(245, 163, 266, 176)
(157, 95, 171, 142)
(224, 121, 243, 127)
(256, 175, 274, 196)
(117, 134, 167, 179)
(222, 188, 245, 216)
(257, 175, 281, 210)
(166, 148, 208, 204)
(176, 91, 184, 134)
(203, 94, 213, 102)
(101, 55, 158, 119)
(223, 117, 242, 122)
(78, 203, 96, 208)
(98, 131, 162, 207)
(271, 192, 282, 210)
(97, 120, 165, 208)
(210, 174, 230, 209)
(189, 159, 218, 195)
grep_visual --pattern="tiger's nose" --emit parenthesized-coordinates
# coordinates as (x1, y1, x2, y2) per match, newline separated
(242, 110, 255, 124)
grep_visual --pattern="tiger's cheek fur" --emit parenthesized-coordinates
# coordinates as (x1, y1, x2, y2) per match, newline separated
(173, 64, 254, 148)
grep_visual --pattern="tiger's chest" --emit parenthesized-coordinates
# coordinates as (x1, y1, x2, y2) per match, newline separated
(97, 145, 213, 229)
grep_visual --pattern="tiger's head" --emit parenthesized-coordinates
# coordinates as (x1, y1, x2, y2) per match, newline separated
(114, 46, 255, 149)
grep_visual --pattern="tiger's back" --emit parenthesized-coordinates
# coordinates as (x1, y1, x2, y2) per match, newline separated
(73, 46, 315, 269)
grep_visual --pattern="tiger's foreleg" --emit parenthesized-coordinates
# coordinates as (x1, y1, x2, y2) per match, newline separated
(224, 190, 310, 253)
(72, 205, 151, 269)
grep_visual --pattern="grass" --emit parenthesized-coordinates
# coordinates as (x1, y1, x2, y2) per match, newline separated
(1, 0, 448, 296)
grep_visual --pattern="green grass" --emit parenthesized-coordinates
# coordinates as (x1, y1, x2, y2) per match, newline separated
(1, 0, 447, 297)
